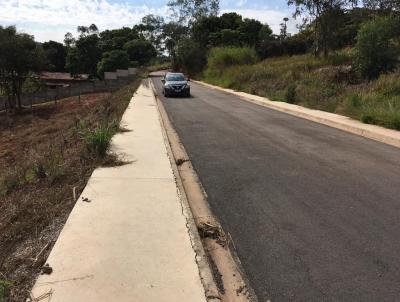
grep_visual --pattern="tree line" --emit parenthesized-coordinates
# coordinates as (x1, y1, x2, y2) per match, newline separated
(0, 19, 161, 110)
(1, 0, 399, 110)
(169, 0, 400, 77)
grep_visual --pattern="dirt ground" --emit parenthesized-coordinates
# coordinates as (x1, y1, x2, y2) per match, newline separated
(0, 82, 139, 301)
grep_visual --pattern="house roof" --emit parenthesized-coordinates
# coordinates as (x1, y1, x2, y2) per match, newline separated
(38, 72, 90, 81)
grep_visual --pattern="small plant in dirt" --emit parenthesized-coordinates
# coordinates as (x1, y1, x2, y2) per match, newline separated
(0, 280, 10, 302)
(82, 123, 118, 158)
(285, 83, 297, 104)
(0, 167, 26, 196)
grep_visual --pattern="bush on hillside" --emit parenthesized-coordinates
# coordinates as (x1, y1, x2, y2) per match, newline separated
(285, 83, 297, 104)
(355, 16, 399, 79)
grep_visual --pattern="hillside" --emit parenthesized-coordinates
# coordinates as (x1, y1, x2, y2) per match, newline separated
(202, 50, 400, 130)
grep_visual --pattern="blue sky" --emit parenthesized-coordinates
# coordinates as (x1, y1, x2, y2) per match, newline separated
(0, 0, 299, 42)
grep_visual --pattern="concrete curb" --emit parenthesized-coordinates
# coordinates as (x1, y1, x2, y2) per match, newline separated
(150, 77, 258, 302)
(149, 79, 222, 301)
(192, 80, 400, 149)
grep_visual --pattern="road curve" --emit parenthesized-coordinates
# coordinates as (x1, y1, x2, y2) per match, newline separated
(152, 76, 400, 302)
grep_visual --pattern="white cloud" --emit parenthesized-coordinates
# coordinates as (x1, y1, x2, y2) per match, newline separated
(0, 0, 301, 42)
(221, 8, 299, 35)
(0, 0, 170, 42)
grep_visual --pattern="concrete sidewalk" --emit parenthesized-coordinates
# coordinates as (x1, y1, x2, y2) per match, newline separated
(30, 80, 207, 302)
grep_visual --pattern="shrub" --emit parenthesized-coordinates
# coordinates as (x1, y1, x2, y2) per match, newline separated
(285, 84, 297, 104)
(83, 123, 117, 157)
(355, 16, 399, 79)
(0, 280, 10, 301)
(0, 167, 26, 196)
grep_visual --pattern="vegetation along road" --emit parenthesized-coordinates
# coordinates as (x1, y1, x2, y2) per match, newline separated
(153, 76, 400, 302)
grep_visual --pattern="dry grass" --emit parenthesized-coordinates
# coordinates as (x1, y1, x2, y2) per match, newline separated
(202, 49, 400, 130)
(0, 78, 142, 301)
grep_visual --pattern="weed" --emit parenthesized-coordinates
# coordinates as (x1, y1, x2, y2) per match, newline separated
(83, 123, 117, 158)
(285, 84, 297, 104)
(0, 280, 10, 302)
(0, 167, 26, 196)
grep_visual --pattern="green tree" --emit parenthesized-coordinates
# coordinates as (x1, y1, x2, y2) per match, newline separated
(220, 12, 242, 29)
(123, 39, 156, 65)
(257, 24, 276, 57)
(66, 33, 101, 77)
(174, 38, 206, 75)
(363, 0, 400, 11)
(220, 29, 241, 46)
(99, 27, 139, 53)
(238, 18, 263, 46)
(64, 32, 75, 48)
(356, 16, 399, 79)
(97, 50, 130, 77)
(135, 14, 165, 54)
(77, 24, 99, 37)
(0, 26, 44, 110)
(162, 21, 188, 62)
(42, 40, 67, 71)
(192, 15, 222, 47)
(288, 0, 357, 57)
(259, 24, 273, 43)
(168, 0, 219, 23)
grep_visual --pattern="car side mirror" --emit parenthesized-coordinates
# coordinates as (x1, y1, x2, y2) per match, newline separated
(161, 78, 165, 83)
(186, 78, 190, 82)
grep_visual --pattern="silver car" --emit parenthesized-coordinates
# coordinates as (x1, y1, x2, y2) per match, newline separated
(162, 72, 190, 97)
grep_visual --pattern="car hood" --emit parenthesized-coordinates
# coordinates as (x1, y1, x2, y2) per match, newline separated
(165, 81, 187, 85)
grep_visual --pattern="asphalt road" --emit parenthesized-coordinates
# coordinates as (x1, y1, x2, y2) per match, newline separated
(152, 77, 400, 302)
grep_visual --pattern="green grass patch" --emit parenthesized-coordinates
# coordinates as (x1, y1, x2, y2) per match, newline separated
(201, 48, 400, 130)
(0, 280, 10, 302)
(82, 122, 118, 157)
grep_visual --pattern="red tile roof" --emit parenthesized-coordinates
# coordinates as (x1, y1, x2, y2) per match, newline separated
(38, 72, 89, 81)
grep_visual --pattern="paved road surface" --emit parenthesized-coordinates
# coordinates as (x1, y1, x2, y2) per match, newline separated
(152, 77, 400, 302)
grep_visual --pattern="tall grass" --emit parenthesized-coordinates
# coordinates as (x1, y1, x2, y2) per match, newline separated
(202, 47, 400, 130)
(344, 73, 400, 130)
(205, 47, 258, 79)
(0, 280, 10, 302)
(82, 122, 118, 157)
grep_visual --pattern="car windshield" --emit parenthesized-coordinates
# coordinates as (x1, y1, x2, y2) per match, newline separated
(166, 74, 185, 81)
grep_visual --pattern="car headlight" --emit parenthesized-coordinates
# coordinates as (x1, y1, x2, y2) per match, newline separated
(165, 84, 171, 88)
